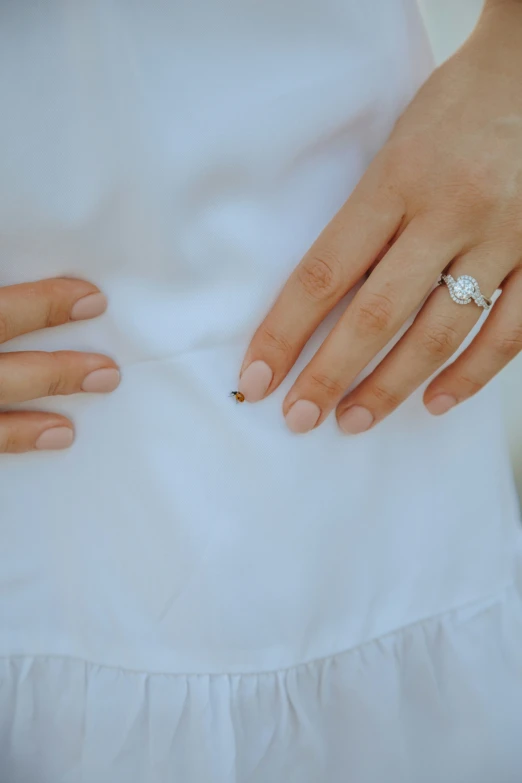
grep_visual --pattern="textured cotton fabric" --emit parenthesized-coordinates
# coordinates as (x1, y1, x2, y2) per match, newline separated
(1, 2, 522, 781)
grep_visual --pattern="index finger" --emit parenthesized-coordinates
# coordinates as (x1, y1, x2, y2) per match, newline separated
(238, 163, 405, 402)
(0, 278, 107, 344)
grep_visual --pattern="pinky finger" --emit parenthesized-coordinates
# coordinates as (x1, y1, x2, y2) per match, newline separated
(424, 266, 522, 415)
(0, 411, 74, 454)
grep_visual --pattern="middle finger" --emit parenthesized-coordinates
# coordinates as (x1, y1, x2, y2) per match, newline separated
(336, 249, 510, 433)
(282, 219, 461, 432)
(0, 350, 120, 405)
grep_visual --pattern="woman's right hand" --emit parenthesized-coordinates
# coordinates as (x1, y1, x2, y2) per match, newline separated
(0, 278, 120, 453)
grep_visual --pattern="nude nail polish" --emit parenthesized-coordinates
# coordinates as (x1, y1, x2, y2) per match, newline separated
(81, 368, 121, 393)
(238, 360, 273, 402)
(70, 293, 108, 321)
(285, 400, 321, 434)
(338, 405, 374, 435)
(35, 427, 74, 451)
(425, 394, 457, 416)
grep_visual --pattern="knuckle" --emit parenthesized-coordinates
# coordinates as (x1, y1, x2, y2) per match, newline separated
(260, 327, 293, 358)
(455, 372, 483, 396)
(46, 352, 73, 396)
(419, 320, 460, 359)
(308, 372, 345, 400)
(353, 291, 395, 337)
(46, 377, 64, 396)
(0, 311, 9, 344)
(3, 431, 19, 453)
(0, 424, 19, 454)
(490, 327, 522, 360)
(41, 280, 71, 327)
(0, 372, 8, 405)
(369, 383, 402, 409)
(298, 251, 342, 302)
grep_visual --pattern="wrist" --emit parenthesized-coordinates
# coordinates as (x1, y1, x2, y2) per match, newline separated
(481, 0, 522, 22)
(466, 0, 522, 73)
(484, 0, 522, 9)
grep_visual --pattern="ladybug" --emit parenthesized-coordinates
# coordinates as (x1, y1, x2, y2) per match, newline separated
(230, 390, 245, 403)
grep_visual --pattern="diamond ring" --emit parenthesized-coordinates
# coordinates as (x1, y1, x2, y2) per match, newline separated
(438, 274, 492, 311)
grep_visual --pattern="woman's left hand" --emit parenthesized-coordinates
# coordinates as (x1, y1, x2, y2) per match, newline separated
(238, 0, 522, 434)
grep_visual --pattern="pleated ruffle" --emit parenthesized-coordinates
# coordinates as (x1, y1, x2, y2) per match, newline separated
(1, 584, 522, 783)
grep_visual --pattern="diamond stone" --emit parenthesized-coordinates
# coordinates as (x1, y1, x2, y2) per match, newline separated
(440, 273, 491, 310)
(453, 277, 476, 299)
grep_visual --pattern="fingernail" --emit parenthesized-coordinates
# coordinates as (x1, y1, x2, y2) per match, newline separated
(338, 405, 374, 435)
(425, 394, 457, 416)
(285, 400, 321, 434)
(81, 368, 120, 393)
(238, 360, 273, 402)
(35, 426, 74, 451)
(70, 293, 108, 321)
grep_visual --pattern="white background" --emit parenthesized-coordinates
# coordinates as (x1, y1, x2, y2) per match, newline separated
(419, 0, 522, 496)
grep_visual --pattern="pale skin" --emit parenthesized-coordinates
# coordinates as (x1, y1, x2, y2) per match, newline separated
(238, 0, 522, 433)
(1, 0, 521, 452)
(0, 279, 119, 452)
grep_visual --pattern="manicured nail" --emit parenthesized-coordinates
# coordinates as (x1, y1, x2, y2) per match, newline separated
(285, 400, 321, 434)
(338, 405, 374, 435)
(35, 426, 74, 451)
(81, 368, 120, 393)
(70, 293, 108, 321)
(238, 360, 273, 402)
(425, 394, 457, 416)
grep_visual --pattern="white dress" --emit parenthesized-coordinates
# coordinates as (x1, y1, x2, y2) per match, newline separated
(1, 1, 521, 781)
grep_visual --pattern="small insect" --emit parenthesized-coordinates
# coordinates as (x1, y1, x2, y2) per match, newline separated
(230, 390, 245, 403)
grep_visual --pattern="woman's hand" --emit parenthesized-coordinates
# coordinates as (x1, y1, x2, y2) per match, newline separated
(0, 278, 119, 453)
(238, 0, 522, 434)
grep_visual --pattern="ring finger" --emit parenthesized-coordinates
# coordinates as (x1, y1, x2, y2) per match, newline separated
(424, 264, 522, 412)
(335, 249, 509, 433)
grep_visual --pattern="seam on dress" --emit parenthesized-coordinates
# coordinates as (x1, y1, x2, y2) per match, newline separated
(0, 581, 517, 680)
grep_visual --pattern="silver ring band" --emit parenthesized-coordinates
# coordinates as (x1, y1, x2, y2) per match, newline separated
(438, 274, 492, 311)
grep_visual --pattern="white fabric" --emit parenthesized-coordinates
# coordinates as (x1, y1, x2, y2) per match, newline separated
(0, 1, 521, 781)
